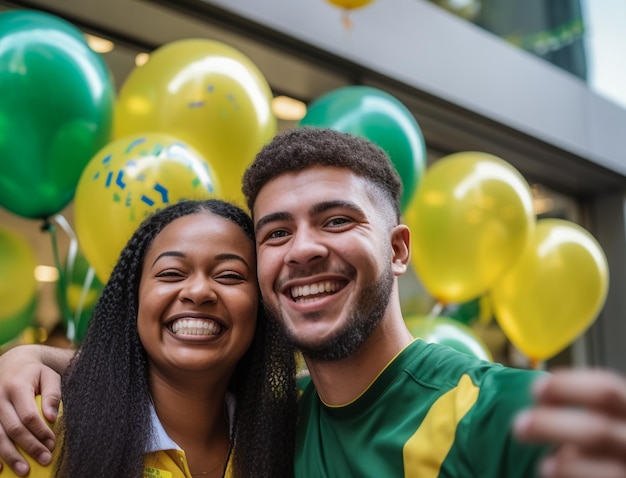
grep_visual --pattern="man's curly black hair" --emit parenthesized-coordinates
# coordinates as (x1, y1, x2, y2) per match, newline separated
(242, 127, 403, 221)
(55, 199, 297, 478)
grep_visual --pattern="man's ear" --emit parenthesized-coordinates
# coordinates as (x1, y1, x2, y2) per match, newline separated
(391, 224, 410, 276)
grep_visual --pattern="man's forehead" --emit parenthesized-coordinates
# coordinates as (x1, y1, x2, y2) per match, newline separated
(252, 166, 365, 209)
(252, 173, 381, 233)
(259, 165, 362, 193)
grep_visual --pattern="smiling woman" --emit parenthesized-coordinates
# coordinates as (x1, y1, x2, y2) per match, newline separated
(0, 199, 297, 478)
(137, 212, 258, 380)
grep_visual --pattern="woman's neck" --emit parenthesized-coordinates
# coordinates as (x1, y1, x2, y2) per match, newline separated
(150, 371, 232, 477)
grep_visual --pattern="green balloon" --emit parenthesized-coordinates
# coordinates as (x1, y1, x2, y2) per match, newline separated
(0, 10, 115, 219)
(57, 250, 104, 343)
(444, 297, 482, 325)
(0, 296, 37, 347)
(299, 86, 426, 212)
(405, 315, 493, 361)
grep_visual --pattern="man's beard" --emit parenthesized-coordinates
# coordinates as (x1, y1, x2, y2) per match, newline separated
(264, 265, 395, 362)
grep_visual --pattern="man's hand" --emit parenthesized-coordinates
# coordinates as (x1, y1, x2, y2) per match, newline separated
(0, 345, 71, 476)
(514, 368, 626, 478)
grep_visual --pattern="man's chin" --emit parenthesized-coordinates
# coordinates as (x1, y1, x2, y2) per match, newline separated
(292, 329, 365, 362)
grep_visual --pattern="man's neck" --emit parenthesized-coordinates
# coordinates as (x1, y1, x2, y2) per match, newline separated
(304, 315, 413, 405)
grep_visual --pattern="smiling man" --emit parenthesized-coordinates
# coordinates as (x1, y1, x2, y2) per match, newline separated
(241, 127, 547, 477)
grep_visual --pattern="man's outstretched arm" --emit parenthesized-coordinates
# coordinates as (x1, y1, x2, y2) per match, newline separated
(514, 368, 626, 478)
(0, 345, 74, 476)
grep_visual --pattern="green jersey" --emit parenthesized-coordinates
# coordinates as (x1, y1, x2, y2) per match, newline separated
(296, 339, 548, 477)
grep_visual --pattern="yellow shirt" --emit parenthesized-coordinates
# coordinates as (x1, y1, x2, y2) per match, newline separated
(0, 397, 233, 478)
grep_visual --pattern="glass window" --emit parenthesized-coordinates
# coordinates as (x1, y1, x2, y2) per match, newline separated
(428, 0, 626, 110)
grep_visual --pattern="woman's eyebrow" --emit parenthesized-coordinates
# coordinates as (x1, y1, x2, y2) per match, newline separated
(152, 250, 184, 267)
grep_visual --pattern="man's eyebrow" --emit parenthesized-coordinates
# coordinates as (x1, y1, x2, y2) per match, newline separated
(310, 200, 364, 216)
(255, 211, 293, 235)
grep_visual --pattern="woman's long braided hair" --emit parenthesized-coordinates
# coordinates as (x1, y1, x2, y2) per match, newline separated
(55, 199, 297, 477)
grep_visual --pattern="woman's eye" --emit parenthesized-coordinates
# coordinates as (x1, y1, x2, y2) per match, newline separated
(216, 272, 246, 283)
(155, 270, 183, 278)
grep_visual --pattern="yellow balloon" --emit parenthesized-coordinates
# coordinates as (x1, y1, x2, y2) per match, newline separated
(74, 133, 221, 283)
(405, 152, 535, 304)
(115, 39, 276, 208)
(0, 226, 38, 317)
(491, 219, 609, 361)
(326, 0, 374, 8)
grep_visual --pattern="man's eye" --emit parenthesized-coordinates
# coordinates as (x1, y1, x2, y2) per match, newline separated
(326, 217, 351, 227)
(268, 230, 290, 239)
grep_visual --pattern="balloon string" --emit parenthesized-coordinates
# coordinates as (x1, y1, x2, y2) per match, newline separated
(529, 358, 543, 370)
(50, 215, 79, 343)
(426, 301, 444, 320)
(54, 214, 78, 276)
(73, 265, 96, 339)
(341, 10, 353, 30)
(43, 217, 73, 340)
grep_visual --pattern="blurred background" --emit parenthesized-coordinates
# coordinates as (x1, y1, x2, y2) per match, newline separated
(0, 0, 625, 371)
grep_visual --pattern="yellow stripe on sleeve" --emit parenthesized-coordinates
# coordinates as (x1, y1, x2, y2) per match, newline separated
(403, 374, 479, 478)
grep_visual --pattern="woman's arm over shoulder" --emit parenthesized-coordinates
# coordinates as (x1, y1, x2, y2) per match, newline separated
(0, 345, 73, 476)
(0, 396, 57, 477)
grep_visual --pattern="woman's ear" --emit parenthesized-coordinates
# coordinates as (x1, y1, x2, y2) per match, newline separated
(391, 224, 410, 276)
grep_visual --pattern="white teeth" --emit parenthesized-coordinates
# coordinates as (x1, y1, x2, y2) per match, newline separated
(171, 318, 221, 336)
(290, 281, 340, 300)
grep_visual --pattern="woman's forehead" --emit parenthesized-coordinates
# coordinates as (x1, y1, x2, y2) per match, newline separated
(151, 213, 254, 254)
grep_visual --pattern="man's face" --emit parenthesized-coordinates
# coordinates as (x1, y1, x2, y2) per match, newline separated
(253, 165, 401, 360)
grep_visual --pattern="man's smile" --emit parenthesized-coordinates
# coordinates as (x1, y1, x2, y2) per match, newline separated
(290, 280, 346, 303)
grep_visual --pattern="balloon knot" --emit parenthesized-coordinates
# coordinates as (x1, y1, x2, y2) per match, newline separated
(40, 218, 52, 232)
(341, 10, 353, 30)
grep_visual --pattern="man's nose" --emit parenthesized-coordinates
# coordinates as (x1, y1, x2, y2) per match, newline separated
(284, 229, 328, 265)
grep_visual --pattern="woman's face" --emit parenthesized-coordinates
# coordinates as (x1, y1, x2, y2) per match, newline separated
(137, 212, 258, 384)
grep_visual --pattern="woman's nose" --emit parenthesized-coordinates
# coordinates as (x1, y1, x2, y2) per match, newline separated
(180, 274, 217, 304)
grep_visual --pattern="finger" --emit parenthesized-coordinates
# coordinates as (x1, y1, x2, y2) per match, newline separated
(533, 370, 626, 417)
(8, 394, 56, 455)
(7, 367, 61, 453)
(39, 368, 61, 425)
(540, 447, 626, 478)
(514, 407, 626, 455)
(0, 424, 37, 476)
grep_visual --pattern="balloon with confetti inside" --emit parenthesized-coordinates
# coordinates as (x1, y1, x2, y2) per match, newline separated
(114, 39, 276, 208)
(74, 133, 222, 283)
